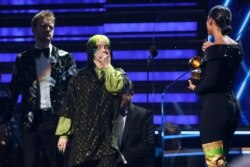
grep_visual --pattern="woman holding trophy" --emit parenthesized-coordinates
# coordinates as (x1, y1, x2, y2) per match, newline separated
(188, 5, 243, 167)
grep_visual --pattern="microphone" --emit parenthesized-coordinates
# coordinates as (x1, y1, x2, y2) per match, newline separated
(149, 45, 158, 58)
(147, 45, 158, 66)
(28, 111, 34, 123)
(118, 150, 128, 164)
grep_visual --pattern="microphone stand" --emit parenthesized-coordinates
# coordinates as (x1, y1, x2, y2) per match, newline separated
(145, 51, 157, 163)
(147, 45, 158, 115)
(160, 69, 191, 166)
(146, 55, 154, 114)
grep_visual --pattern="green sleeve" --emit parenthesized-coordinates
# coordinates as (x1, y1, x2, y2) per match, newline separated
(55, 116, 73, 137)
(102, 65, 126, 95)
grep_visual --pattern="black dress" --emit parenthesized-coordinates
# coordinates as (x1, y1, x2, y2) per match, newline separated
(194, 44, 243, 157)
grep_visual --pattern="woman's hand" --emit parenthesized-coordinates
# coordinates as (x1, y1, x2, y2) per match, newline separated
(57, 137, 68, 154)
(187, 80, 196, 91)
(202, 41, 213, 52)
(93, 49, 111, 69)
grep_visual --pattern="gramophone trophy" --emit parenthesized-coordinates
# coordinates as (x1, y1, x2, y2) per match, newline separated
(189, 56, 202, 84)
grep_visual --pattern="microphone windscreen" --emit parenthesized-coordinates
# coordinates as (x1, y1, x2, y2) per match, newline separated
(149, 45, 158, 57)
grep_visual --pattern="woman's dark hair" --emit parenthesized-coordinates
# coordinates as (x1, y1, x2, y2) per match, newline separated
(208, 5, 233, 35)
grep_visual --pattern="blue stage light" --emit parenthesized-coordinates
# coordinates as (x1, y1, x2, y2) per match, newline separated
(223, 0, 231, 7)
(235, 9, 250, 99)
(127, 72, 190, 81)
(0, 74, 11, 83)
(0, 49, 196, 62)
(0, 22, 197, 36)
(0, 72, 190, 83)
(133, 93, 198, 103)
(236, 10, 250, 40)
(0, 0, 105, 5)
(0, 26, 102, 37)
(104, 22, 197, 33)
(163, 134, 199, 139)
(164, 150, 241, 157)
(113, 49, 196, 59)
(0, 8, 105, 14)
(154, 115, 198, 125)
(105, 2, 197, 8)
(237, 70, 250, 99)
(0, 22, 197, 42)
(180, 130, 250, 135)
(0, 34, 197, 42)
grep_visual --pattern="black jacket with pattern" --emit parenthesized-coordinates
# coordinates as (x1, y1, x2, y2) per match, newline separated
(4, 46, 76, 125)
(59, 66, 128, 166)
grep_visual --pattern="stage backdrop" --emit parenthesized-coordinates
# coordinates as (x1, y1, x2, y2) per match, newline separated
(0, 0, 249, 130)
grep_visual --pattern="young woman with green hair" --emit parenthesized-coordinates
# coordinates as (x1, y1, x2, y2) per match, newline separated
(55, 34, 129, 167)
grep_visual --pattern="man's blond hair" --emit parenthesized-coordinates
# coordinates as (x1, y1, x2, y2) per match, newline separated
(31, 10, 55, 28)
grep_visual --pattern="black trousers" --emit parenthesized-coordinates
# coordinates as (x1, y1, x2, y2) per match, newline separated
(200, 92, 240, 158)
(73, 155, 116, 167)
(19, 109, 60, 167)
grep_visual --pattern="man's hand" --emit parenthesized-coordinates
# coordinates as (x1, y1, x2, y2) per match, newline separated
(57, 137, 68, 154)
(0, 124, 12, 145)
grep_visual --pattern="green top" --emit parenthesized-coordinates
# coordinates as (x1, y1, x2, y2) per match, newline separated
(55, 65, 125, 137)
